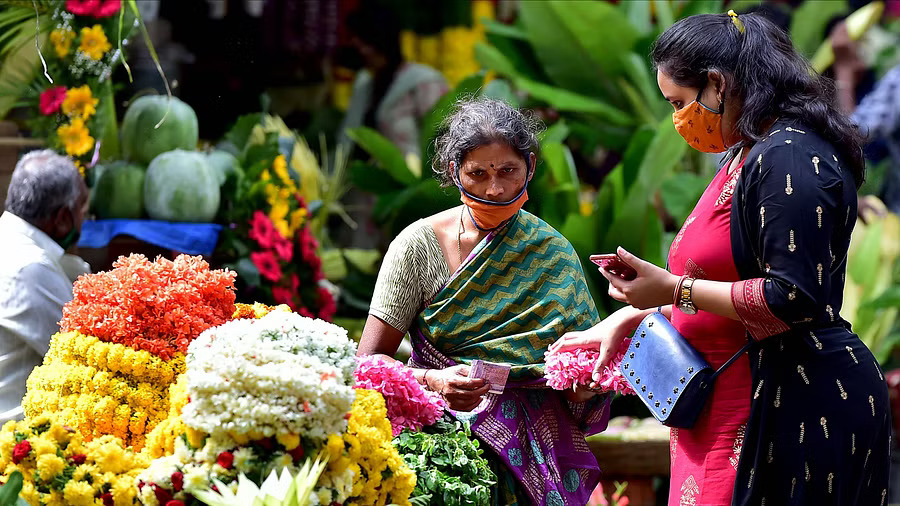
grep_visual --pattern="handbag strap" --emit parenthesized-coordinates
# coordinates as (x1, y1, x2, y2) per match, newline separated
(710, 340, 754, 380)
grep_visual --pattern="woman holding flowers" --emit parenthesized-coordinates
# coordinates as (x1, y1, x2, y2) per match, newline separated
(549, 11, 889, 506)
(358, 98, 611, 505)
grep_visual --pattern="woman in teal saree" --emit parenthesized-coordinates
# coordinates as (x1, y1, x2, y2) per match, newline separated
(358, 98, 610, 505)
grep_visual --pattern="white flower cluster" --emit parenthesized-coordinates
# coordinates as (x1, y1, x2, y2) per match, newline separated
(182, 312, 358, 442)
(310, 467, 355, 505)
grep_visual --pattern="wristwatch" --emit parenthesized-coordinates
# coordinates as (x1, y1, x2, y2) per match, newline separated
(678, 277, 698, 315)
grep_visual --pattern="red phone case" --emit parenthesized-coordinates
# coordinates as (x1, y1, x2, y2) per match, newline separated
(589, 254, 637, 280)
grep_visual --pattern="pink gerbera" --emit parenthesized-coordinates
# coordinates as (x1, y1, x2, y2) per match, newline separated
(248, 211, 277, 249)
(39, 86, 67, 115)
(250, 250, 282, 283)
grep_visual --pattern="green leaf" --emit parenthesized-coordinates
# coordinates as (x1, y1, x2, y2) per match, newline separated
(225, 113, 263, 153)
(474, 42, 519, 78)
(660, 173, 709, 226)
(603, 116, 687, 257)
(541, 142, 580, 216)
(790, 0, 848, 57)
(481, 79, 520, 108)
(620, 0, 652, 36)
(348, 160, 403, 194)
(540, 121, 570, 144)
(677, 0, 726, 18)
(848, 220, 882, 288)
(518, 0, 638, 99)
(346, 127, 416, 185)
(0, 470, 24, 505)
(227, 258, 261, 288)
(342, 248, 382, 275)
(482, 19, 528, 40)
(512, 76, 633, 126)
(654, 0, 676, 32)
(621, 125, 656, 191)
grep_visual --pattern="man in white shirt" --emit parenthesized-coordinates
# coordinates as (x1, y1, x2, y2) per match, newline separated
(0, 150, 89, 424)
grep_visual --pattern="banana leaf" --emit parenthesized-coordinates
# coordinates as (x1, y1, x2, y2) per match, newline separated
(790, 0, 849, 57)
(518, 0, 637, 101)
(346, 127, 417, 185)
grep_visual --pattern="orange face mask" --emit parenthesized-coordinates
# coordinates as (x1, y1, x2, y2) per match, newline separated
(672, 90, 728, 153)
(456, 158, 531, 231)
(460, 190, 529, 231)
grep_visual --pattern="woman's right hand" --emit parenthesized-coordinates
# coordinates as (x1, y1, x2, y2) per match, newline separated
(547, 308, 640, 386)
(424, 365, 491, 412)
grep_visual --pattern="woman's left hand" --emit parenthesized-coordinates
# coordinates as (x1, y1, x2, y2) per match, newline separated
(601, 247, 679, 310)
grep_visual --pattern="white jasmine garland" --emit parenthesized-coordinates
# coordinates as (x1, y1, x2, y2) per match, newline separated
(182, 312, 357, 442)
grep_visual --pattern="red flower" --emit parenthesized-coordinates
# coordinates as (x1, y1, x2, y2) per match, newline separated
(273, 236, 293, 262)
(12, 441, 30, 464)
(272, 286, 295, 307)
(170, 471, 184, 492)
(100, 493, 114, 506)
(250, 250, 282, 283)
(217, 451, 234, 470)
(288, 444, 305, 462)
(166, 502, 185, 506)
(69, 454, 87, 465)
(248, 211, 277, 249)
(152, 484, 173, 504)
(66, 0, 121, 17)
(317, 285, 337, 322)
(39, 86, 67, 115)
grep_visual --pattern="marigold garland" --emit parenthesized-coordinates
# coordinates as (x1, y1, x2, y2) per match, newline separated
(23, 331, 185, 451)
(0, 414, 148, 506)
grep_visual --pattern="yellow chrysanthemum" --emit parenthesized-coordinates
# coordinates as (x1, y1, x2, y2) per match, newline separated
(62, 480, 95, 506)
(273, 154, 295, 190)
(289, 208, 307, 236)
(49, 28, 75, 58)
(36, 453, 65, 481)
(57, 118, 94, 157)
(62, 85, 98, 120)
(79, 25, 111, 60)
(31, 436, 58, 457)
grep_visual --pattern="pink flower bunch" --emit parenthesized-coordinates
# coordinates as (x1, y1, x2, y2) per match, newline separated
(354, 355, 446, 436)
(544, 338, 635, 395)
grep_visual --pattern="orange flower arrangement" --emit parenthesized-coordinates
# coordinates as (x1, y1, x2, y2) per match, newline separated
(59, 254, 237, 360)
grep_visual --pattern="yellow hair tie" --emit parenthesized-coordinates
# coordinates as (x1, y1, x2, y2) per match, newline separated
(728, 9, 745, 34)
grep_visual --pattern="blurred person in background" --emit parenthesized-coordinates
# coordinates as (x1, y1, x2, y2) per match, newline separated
(0, 150, 89, 424)
(337, 0, 447, 156)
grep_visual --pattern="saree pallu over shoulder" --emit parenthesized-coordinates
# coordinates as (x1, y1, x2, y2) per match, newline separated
(409, 211, 611, 506)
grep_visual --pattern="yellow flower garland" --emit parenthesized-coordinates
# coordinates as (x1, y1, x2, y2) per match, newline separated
(23, 332, 184, 451)
(321, 389, 415, 506)
(0, 415, 148, 506)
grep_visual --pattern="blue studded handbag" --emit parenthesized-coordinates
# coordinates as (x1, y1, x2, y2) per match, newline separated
(619, 311, 753, 429)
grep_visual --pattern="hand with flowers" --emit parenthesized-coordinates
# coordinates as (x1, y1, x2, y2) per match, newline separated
(422, 364, 490, 412)
(547, 305, 656, 387)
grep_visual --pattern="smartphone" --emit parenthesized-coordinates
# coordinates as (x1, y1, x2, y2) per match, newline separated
(589, 254, 638, 281)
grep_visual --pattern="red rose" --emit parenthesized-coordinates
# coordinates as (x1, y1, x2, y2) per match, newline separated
(170, 471, 184, 492)
(12, 441, 31, 464)
(216, 451, 234, 470)
(152, 484, 173, 504)
(69, 454, 87, 465)
(39, 86, 67, 115)
(100, 493, 114, 506)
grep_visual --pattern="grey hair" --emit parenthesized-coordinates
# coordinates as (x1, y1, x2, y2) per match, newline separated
(432, 97, 543, 187)
(5, 149, 82, 224)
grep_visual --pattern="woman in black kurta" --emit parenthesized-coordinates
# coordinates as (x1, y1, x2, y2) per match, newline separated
(550, 11, 890, 506)
(730, 120, 890, 505)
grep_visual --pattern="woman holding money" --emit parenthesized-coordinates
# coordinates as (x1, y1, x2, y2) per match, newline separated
(357, 97, 611, 505)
